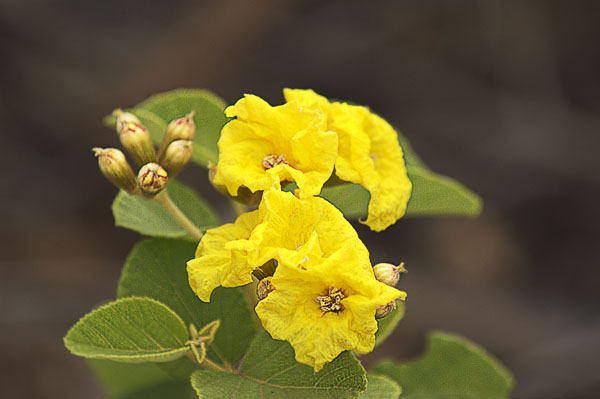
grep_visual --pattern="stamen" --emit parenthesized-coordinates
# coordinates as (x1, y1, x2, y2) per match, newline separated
(263, 154, 288, 169)
(315, 287, 345, 313)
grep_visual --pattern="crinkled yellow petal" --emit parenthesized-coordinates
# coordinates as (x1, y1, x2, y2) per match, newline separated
(245, 188, 361, 262)
(330, 103, 412, 231)
(256, 240, 405, 371)
(283, 89, 413, 231)
(213, 94, 337, 199)
(186, 211, 261, 302)
(283, 88, 331, 110)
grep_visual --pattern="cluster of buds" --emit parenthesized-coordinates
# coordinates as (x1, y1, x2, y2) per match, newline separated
(373, 262, 407, 319)
(93, 109, 196, 198)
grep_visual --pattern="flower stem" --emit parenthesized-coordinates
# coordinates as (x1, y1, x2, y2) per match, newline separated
(185, 352, 228, 372)
(153, 190, 203, 241)
(200, 357, 227, 372)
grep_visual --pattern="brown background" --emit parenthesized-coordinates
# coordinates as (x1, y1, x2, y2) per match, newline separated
(1, 1, 599, 398)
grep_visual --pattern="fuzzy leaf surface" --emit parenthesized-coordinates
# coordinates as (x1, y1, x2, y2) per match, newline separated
(117, 238, 255, 367)
(136, 89, 228, 166)
(360, 375, 401, 399)
(112, 180, 219, 238)
(372, 331, 514, 399)
(64, 297, 189, 363)
(320, 166, 482, 220)
(191, 331, 367, 398)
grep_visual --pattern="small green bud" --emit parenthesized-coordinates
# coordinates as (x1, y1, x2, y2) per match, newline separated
(375, 300, 396, 319)
(158, 111, 196, 159)
(112, 109, 141, 133)
(93, 147, 138, 194)
(118, 121, 156, 166)
(137, 162, 168, 197)
(208, 161, 262, 207)
(159, 139, 193, 177)
(256, 276, 275, 300)
(373, 262, 406, 287)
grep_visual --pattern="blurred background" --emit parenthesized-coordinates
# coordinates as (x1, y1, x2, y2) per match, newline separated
(1, 1, 599, 398)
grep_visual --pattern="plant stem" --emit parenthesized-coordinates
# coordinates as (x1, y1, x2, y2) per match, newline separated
(185, 352, 228, 372)
(153, 190, 203, 241)
(200, 357, 227, 372)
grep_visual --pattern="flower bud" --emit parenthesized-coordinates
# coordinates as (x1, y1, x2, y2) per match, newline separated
(208, 161, 262, 207)
(159, 139, 193, 177)
(207, 161, 229, 196)
(256, 277, 275, 300)
(158, 111, 196, 159)
(137, 162, 168, 197)
(112, 109, 141, 133)
(93, 148, 138, 194)
(375, 301, 396, 319)
(119, 121, 156, 166)
(373, 262, 406, 287)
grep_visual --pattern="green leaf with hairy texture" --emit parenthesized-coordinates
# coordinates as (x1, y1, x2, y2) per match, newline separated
(405, 166, 482, 217)
(191, 331, 367, 398)
(361, 375, 401, 398)
(112, 180, 219, 238)
(375, 302, 405, 347)
(87, 359, 195, 399)
(103, 89, 228, 166)
(320, 166, 482, 220)
(320, 183, 370, 218)
(117, 238, 255, 368)
(132, 108, 168, 144)
(64, 297, 190, 363)
(372, 331, 514, 399)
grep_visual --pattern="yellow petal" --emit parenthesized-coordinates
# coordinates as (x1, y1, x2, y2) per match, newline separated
(248, 188, 361, 260)
(214, 94, 337, 199)
(331, 103, 412, 231)
(256, 239, 405, 371)
(186, 211, 261, 302)
(283, 89, 413, 231)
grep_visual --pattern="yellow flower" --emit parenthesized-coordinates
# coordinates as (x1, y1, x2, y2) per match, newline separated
(283, 89, 412, 231)
(255, 240, 406, 371)
(187, 188, 361, 302)
(229, 187, 362, 267)
(187, 211, 261, 302)
(213, 94, 338, 199)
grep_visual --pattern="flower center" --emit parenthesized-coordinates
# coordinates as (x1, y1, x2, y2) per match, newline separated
(263, 154, 288, 169)
(315, 287, 345, 313)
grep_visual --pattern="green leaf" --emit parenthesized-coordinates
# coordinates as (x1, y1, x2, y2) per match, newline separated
(64, 297, 190, 363)
(405, 166, 482, 217)
(372, 331, 514, 399)
(87, 359, 194, 399)
(375, 302, 405, 347)
(132, 108, 169, 145)
(320, 166, 482, 220)
(191, 331, 367, 398)
(320, 183, 370, 219)
(361, 375, 401, 399)
(117, 238, 256, 367)
(112, 180, 219, 238)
